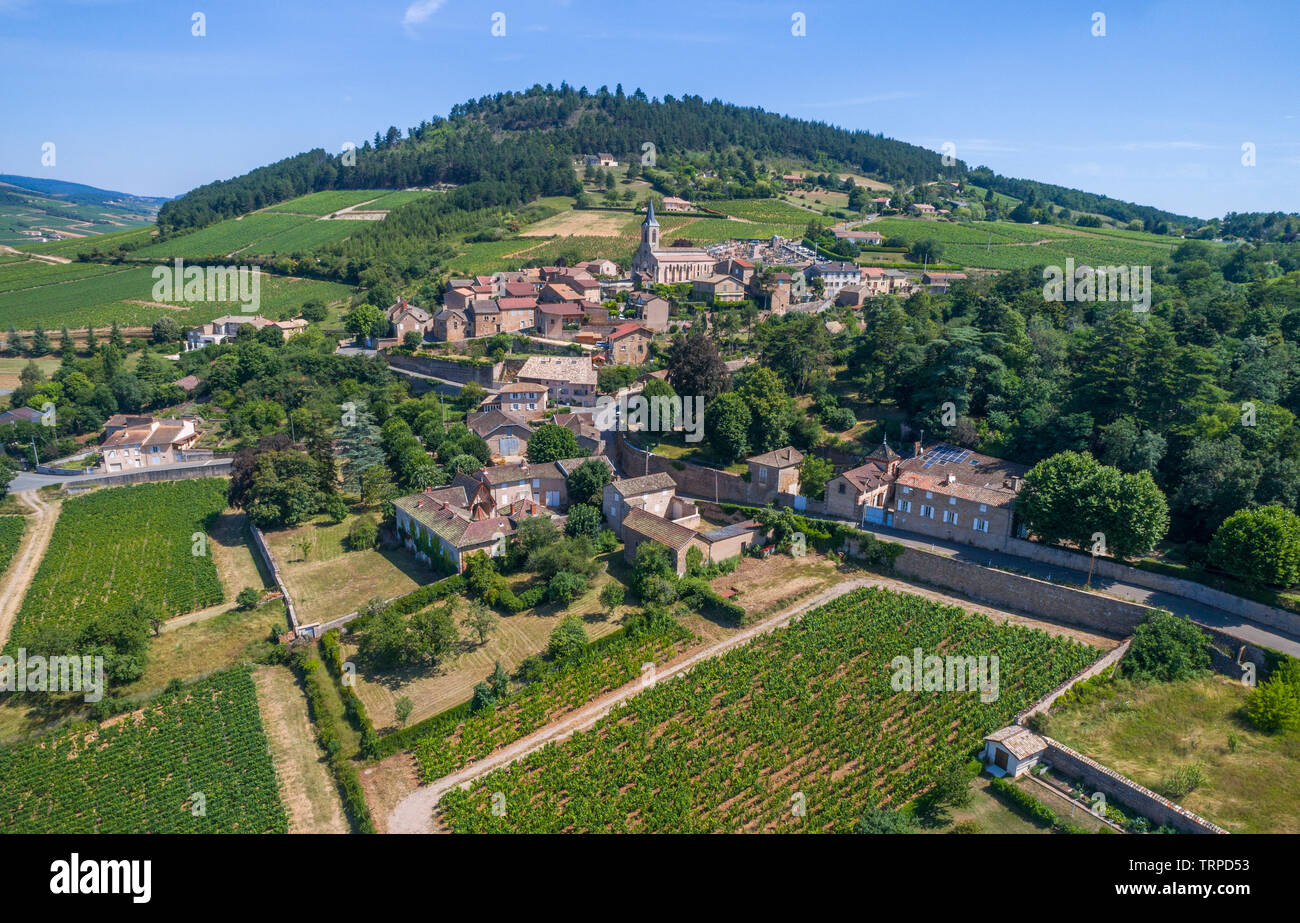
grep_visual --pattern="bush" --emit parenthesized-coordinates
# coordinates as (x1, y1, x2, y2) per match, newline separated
(1244, 658, 1300, 733)
(1121, 611, 1209, 682)
(547, 570, 588, 606)
(856, 806, 913, 834)
(1209, 504, 1300, 587)
(347, 515, 379, 551)
(1158, 763, 1207, 800)
(236, 587, 260, 610)
(547, 615, 588, 661)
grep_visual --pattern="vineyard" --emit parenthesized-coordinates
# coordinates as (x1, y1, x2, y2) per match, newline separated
(0, 515, 24, 577)
(412, 623, 694, 779)
(437, 587, 1099, 833)
(0, 668, 288, 833)
(266, 189, 390, 215)
(712, 198, 820, 224)
(8, 479, 228, 649)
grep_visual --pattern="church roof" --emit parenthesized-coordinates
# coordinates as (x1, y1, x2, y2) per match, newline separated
(643, 199, 659, 227)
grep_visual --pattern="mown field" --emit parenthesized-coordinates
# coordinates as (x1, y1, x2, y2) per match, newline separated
(1046, 672, 1300, 833)
(0, 515, 24, 578)
(8, 480, 228, 649)
(438, 586, 1099, 832)
(0, 668, 287, 833)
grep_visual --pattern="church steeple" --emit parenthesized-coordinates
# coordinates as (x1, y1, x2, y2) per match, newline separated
(641, 199, 660, 249)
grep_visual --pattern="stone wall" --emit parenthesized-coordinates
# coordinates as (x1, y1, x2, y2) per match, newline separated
(248, 523, 301, 635)
(612, 433, 779, 506)
(886, 545, 1150, 637)
(56, 459, 233, 489)
(1041, 737, 1229, 834)
(386, 352, 501, 386)
(1005, 537, 1300, 639)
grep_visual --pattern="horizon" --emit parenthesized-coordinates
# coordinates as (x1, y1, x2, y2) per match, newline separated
(1, 0, 1298, 219)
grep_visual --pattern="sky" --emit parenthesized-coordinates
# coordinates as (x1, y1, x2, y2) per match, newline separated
(1, 0, 1297, 219)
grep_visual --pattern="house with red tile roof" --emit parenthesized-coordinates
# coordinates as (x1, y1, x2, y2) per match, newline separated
(605, 322, 654, 365)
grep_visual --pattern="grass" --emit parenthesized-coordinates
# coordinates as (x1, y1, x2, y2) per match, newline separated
(346, 555, 632, 730)
(1045, 672, 1300, 833)
(918, 776, 1054, 834)
(0, 356, 61, 389)
(263, 513, 426, 624)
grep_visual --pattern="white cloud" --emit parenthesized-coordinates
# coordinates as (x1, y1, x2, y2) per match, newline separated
(403, 0, 447, 30)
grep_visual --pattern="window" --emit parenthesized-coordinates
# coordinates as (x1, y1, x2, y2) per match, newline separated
(943, 510, 959, 525)
(838, 482, 846, 494)
(758, 468, 767, 482)
(949, 497, 957, 505)
(545, 490, 560, 507)
(920, 505, 934, 519)
(925, 491, 933, 499)
(532, 478, 540, 489)
(902, 486, 911, 495)
(973, 518, 990, 533)
(897, 500, 912, 513)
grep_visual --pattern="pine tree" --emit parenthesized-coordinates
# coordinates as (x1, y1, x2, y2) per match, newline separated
(109, 320, 126, 350)
(30, 323, 51, 357)
(85, 325, 97, 351)
(59, 327, 74, 357)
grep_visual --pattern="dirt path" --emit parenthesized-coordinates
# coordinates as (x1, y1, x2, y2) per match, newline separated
(385, 575, 879, 834)
(0, 490, 61, 647)
(253, 666, 349, 834)
(0, 244, 71, 264)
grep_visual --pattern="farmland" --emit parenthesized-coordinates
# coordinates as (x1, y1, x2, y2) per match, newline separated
(17, 225, 155, 258)
(712, 198, 817, 224)
(128, 213, 314, 259)
(365, 189, 439, 210)
(0, 668, 288, 833)
(437, 586, 1099, 832)
(266, 190, 390, 215)
(0, 516, 24, 578)
(0, 258, 126, 292)
(7, 480, 228, 650)
(0, 265, 354, 330)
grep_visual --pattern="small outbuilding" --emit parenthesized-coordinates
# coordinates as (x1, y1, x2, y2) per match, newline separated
(982, 726, 1048, 778)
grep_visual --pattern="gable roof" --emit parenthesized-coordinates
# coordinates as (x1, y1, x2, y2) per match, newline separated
(609, 472, 677, 497)
(983, 726, 1047, 760)
(466, 410, 533, 438)
(747, 446, 803, 468)
(516, 355, 597, 386)
(894, 445, 1028, 507)
(608, 322, 651, 341)
(622, 508, 700, 552)
(835, 460, 891, 494)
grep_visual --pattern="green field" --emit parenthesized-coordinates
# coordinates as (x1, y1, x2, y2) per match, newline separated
(0, 258, 126, 292)
(0, 669, 287, 833)
(265, 189, 390, 216)
(711, 198, 817, 224)
(438, 586, 1099, 833)
(8, 480, 228, 650)
(242, 219, 362, 256)
(16, 226, 155, 258)
(128, 213, 312, 259)
(0, 265, 354, 330)
(0, 515, 24, 579)
(365, 189, 438, 210)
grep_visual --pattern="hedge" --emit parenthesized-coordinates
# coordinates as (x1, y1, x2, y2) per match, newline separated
(296, 654, 376, 833)
(988, 776, 1089, 834)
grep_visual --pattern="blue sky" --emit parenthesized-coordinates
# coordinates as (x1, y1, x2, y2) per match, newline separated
(2, 0, 1296, 219)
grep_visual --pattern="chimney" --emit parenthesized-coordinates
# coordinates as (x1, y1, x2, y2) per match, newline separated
(912, 440, 922, 458)
(947, 473, 957, 485)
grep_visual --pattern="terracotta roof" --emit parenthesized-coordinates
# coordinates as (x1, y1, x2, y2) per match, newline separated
(608, 322, 651, 341)
(894, 445, 1028, 507)
(535, 303, 585, 317)
(622, 508, 700, 552)
(516, 355, 597, 386)
(466, 410, 533, 438)
(497, 296, 538, 309)
(984, 726, 1047, 760)
(836, 460, 891, 493)
(395, 493, 513, 548)
(502, 281, 537, 297)
(747, 446, 803, 468)
(610, 472, 677, 497)
(476, 461, 563, 486)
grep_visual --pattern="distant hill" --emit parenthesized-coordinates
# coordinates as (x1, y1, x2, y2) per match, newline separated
(0, 174, 168, 246)
(158, 86, 1199, 235)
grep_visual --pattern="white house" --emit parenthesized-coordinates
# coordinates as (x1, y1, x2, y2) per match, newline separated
(982, 726, 1048, 777)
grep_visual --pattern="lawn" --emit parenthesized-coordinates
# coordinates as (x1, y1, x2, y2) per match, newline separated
(0, 356, 61, 390)
(346, 554, 633, 730)
(263, 513, 426, 625)
(1044, 672, 1300, 833)
(918, 776, 1054, 834)
(437, 586, 1099, 832)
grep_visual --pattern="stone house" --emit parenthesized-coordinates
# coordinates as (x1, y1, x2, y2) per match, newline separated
(515, 355, 598, 407)
(605, 323, 654, 365)
(467, 410, 534, 460)
(746, 446, 803, 498)
(433, 308, 468, 341)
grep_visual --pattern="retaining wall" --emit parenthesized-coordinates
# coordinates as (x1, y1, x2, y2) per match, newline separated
(248, 523, 301, 634)
(612, 433, 781, 506)
(55, 459, 233, 489)
(386, 352, 501, 386)
(1041, 737, 1229, 834)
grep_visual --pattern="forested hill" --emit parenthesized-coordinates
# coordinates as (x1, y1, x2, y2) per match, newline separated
(159, 84, 1196, 233)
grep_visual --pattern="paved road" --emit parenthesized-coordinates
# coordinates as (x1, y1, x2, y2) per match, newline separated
(857, 523, 1300, 658)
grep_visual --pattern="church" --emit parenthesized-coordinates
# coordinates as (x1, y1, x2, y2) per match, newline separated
(630, 199, 716, 284)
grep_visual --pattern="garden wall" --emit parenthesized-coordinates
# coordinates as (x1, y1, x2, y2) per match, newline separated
(612, 433, 780, 506)
(1005, 537, 1300, 639)
(55, 458, 233, 488)
(1041, 737, 1229, 834)
(882, 544, 1151, 637)
(248, 523, 301, 634)
(386, 352, 501, 386)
